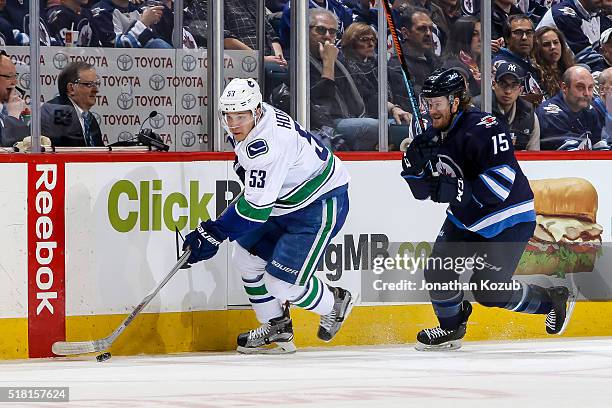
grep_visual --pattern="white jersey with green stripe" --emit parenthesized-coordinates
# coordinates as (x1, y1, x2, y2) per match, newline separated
(233, 103, 350, 221)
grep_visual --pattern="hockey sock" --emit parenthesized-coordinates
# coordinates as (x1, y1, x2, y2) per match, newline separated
(292, 276, 334, 315)
(431, 292, 465, 330)
(243, 274, 284, 322)
(505, 282, 552, 314)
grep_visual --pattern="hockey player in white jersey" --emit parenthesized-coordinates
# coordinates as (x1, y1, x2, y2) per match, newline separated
(183, 78, 357, 354)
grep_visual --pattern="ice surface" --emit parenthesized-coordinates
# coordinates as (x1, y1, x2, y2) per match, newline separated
(2, 338, 612, 407)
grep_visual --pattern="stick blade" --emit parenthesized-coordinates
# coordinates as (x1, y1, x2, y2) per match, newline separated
(52, 339, 109, 356)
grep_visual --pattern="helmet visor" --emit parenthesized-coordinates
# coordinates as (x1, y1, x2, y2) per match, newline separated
(420, 95, 451, 115)
(221, 111, 255, 130)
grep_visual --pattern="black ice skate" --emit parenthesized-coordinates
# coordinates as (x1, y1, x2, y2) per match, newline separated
(237, 305, 296, 354)
(318, 286, 358, 342)
(545, 286, 575, 335)
(415, 301, 472, 351)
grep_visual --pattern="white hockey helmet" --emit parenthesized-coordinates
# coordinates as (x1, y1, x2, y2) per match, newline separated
(219, 78, 262, 114)
(219, 78, 263, 135)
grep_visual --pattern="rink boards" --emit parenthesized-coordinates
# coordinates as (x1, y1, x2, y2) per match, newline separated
(1, 151, 612, 359)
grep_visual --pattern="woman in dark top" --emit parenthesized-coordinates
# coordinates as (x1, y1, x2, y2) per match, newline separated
(339, 22, 410, 123)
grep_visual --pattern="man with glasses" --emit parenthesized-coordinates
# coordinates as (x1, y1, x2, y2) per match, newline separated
(536, 65, 606, 149)
(41, 61, 103, 147)
(491, 61, 540, 150)
(0, 51, 28, 147)
(493, 14, 544, 103)
(308, 8, 381, 150)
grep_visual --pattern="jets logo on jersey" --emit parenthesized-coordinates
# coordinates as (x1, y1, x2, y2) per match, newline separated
(543, 104, 562, 114)
(476, 115, 498, 128)
(559, 6, 577, 17)
(434, 154, 464, 178)
(246, 139, 269, 158)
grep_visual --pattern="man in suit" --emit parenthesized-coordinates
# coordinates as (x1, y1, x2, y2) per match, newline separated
(0, 50, 29, 147)
(41, 61, 103, 147)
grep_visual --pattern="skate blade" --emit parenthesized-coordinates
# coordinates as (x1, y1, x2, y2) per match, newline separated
(415, 339, 463, 351)
(556, 293, 576, 336)
(237, 341, 297, 355)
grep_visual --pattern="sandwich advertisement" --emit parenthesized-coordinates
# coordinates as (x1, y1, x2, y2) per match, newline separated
(516, 178, 603, 278)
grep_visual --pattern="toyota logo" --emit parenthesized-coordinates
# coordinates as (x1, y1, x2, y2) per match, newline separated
(182, 54, 197, 72)
(19, 73, 31, 90)
(117, 54, 133, 71)
(117, 92, 134, 110)
(181, 131, 196, 147)
(241, 56, 257, 73)
(181, 93, 197, 110)
(53, 53, 68, 70)
(118, 131, 133, 142)
(149, 74, 166, 91)
(150, 113, 165, 129)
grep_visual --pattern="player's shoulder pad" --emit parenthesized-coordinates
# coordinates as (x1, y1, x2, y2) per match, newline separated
(246, 139, 269, 159)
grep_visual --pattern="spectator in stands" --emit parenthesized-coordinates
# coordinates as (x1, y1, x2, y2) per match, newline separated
(493, 0, 522, 40)
(493, 14, 544, 104)
(388, 6, 441, 113)
(0, 51, 28, 147)
(594, 67, 612, 143)
(395, 1, 445, 54)
(536, 65, 604, 149)
(533, 26, 575, 98)
(2, 0, 54, 45)
(309, 8, 380, 151)
(340, 22, 412, 123)
(432, 0, 462, 37)
(46, 0, 100, 46)
(91, 0, 173, 48)
(599, 28, 612, 68)
(443, 15, 481, 97)
(41, 61, 103, 147)
(220, 0, 286, 68)
(492, 61, 540, 150)
(537, 0, 611, 72)
(280, 0, 354, 51)
(266, 0, 289, 12)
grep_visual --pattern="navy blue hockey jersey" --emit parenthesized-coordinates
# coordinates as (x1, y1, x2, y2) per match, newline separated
(404, 110, 535, 238)
(91, 0, 165, 48)
(46, 5, 100, 47)
(536, 92, 604, 149)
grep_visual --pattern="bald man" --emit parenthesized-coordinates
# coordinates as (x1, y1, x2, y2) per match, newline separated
(536, 66, 605, 150)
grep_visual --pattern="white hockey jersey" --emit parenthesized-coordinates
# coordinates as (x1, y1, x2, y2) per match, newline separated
(231, 103, 350, 222)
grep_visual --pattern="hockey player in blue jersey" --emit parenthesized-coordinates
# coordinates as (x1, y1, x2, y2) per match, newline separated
(182, 78, 356, 354)
(401, 68, 574, 351)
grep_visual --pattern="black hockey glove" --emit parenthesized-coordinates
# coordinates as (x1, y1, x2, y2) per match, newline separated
(402, 136, 439, 176)
(430, 175, 472, 207)
(182, 220, 226, 264)
(233, 156, 246, 185)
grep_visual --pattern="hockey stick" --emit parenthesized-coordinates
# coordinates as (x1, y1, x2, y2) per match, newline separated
(372, 0, 425, 135)
(51, 250, 191, 356)
(52, 189, 244, 356)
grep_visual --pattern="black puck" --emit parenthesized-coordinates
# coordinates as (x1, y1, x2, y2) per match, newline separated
(96, 352, 112, 362)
